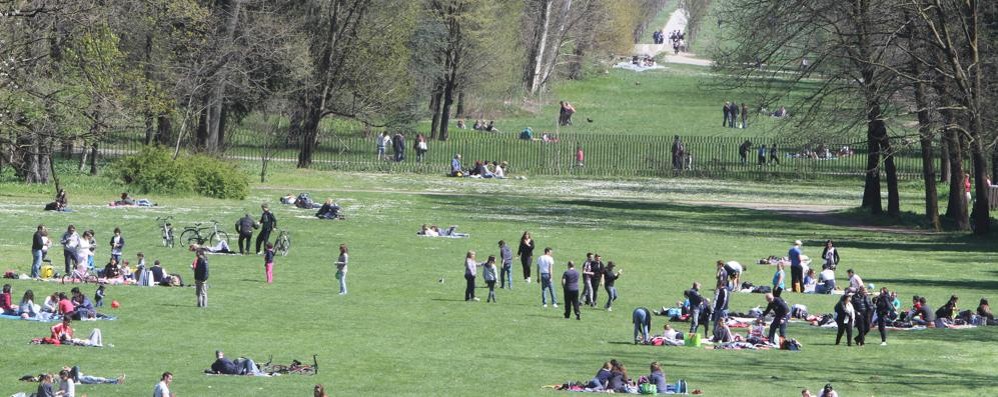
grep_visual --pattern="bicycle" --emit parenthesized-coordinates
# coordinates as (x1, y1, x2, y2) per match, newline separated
(274, 229, 291, 256)
(179, 220, 230, 246)
(156, 216, 175, 248)
(61, 268, 98, 284)
(260, 354, 317, 375)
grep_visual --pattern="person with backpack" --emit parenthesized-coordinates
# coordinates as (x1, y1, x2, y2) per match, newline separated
(235, 214, 257, 255)
(255, 204, 277, 255)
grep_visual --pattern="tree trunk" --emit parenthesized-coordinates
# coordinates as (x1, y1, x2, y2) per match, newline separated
(438, 48, 460, 142)
(428, 88, 443, 140)
(943, 129, 968, 229)
(537, 0, 573, 91)
(196, 104, 209, 149)
(296, 104, 322, 169)
(526, 0, 553, 94)
(143, 32, 155, 145)
(455, 91, 465, 118)
(60, 138, 73, 159)
(88, 142, 98, 176)
(861, 132, 882, 214)
(156, 115, 173, 146)
(915, 83, 940, 231)
(939, 133, 950, 183)
(205, 0, 243, 153)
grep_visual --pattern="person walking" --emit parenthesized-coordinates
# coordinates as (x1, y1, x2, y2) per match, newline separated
(738, 140, 752, 165)
(789, 240, 804, 293)
(463, 250, 479, 302)
(671, 136, 685, 171)
(722, 101, 730, 127)
(740, 103, 748, 128)
(483, 255, 498, 303)
(875, 287, 892, 345)
(31, 225, 46, 278)
(633, 307, 652, 344)
(255, 204, 277, 255)
(760, 292, 790, 345)
(517, 232, 535, 284)
(235, 213, 256, 255)
(834, 294, 855, 346)
(590, 255, 604, 307)
(769, 144, 780, 165)
(376, 131, 388, 160)
(192, 249, 209, 308)
(60, 225, 80, 275)
(757, 144, 767, 165)
(335, 244, 349, 295)
(581, 253, 595, 306)
(264, 243, 275, 284)
(153, 372, 174, 397)
(414, 133, 428, 162)
(562, 261, 580, 319)
(603, 262, 621, 311)
(392, 132, 406, 162)
(852, 286, 872, 346)
(498, 240, 513, 289)
(537, 248, 557, 307)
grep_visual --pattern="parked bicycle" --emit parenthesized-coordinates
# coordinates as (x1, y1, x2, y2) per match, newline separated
(260, 354, 317, 375)
(61, 268, 98, 284)
(274, 229, 291, 256)
(180, 220, 230, 246)
(156, 216, 175, 248)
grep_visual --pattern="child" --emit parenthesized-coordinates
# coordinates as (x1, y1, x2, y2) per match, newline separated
(264, 243, 275, 284)
(94, 285, 106, 307)
(109, 227, 125, 264)
(482, 255, 498, 303)
(1, 284, 15, 315)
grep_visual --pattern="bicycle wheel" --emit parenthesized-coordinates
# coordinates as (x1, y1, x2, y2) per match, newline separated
(296, 366, 315, 375)
(210, 231, 230, 246)
(276, 235, 290, 256)
(85, 274, 99, 284)
(180, 229, 201, 245)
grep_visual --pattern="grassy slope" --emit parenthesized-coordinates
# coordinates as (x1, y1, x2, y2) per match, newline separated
(0, 168, 995, 396)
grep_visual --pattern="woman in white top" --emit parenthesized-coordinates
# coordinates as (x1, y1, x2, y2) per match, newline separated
(335, 244, 348, 295)
(75, 231, 92, 271)
(834, 295, 855, 346)
(494, 161, 506, 179)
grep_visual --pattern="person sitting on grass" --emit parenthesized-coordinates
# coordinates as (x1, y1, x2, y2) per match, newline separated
(70, 287, 96, 320)
(315, 198, 341, 220)
(450, 154, 463, 177)
(584, 361, 612, 391)
(1, 284, 15, 315)
(102, 258, 121, 279)
(816, 266, 836, 294)
(208, 350, 266, 376)
(519, 127, 534, 140)
(649, 362, 668, 394)
(712, 318, 734, 343)
(493, 161, 507, 179)
(978, 298, 994, 324)
(18, 289, 40, 319)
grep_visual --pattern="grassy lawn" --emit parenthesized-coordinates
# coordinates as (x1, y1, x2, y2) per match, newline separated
(0, 167, 995, 396)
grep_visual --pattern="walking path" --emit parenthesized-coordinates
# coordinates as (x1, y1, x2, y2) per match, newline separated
(633, 8, 711, 67)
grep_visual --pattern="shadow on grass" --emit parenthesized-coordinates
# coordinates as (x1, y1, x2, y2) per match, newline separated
(865, 277, 998, 292)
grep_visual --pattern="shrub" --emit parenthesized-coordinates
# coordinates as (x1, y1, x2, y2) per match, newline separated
(114, 146, 248, 200)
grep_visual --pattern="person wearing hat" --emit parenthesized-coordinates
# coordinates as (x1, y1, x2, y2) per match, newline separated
(255, 204, 277, 255)
(235, 213, 257, 255)
(789, 240, 804, 293)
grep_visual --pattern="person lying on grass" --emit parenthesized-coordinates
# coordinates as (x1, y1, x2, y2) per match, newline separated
(19, 366, 125, 385)
(315, 198, 342, 219)
(206, 350, 266, 376)
(40, 317, 105, 346)
(189, 241, 236, 254)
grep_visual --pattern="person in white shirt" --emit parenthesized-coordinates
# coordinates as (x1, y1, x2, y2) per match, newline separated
(537, 248, 557, 308)
(817, 267, 836, 294)
(153, 372, 174, 397)
(847, 269, 863, 291)
(58, 369, 75, 397)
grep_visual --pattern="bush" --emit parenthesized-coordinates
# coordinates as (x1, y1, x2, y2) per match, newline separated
(114, 146, 248, 199)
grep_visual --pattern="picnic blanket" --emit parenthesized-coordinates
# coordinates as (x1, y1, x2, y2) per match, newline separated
(1, 314, 116, 322)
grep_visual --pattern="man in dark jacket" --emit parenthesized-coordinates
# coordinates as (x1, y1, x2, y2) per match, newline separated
(32, 225, 46, 278)
(851, 287, 873, 345)
(255, 204, 277, 255)
(874, 288, 893, 345)
(686, 282, 705, 336)
(722, 101, 730, 127)
(761, 292, 790, 344)
(713, 286, 730, 329)
(235, 214, 257, 255)
(193, 251, 209, 308)
(589, 255, 604, 307)
(728, 101, 739, 128)
(738, 140, 752, 165)
(393, 132, 405, 162)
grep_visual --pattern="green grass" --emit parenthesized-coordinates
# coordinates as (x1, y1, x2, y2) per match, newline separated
(0, 167, 995, 396)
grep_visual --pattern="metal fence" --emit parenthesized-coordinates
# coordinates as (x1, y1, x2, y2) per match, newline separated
(101, 127, 945, 180)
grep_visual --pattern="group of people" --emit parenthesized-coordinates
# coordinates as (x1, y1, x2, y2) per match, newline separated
(376, 131, 428, 162)
(722, 101, 749, 129)
(448, 154, 508, 178)
(558, 101, 576, 126)
(30, 366, 124, 397)
(651, 29, 685, 54)
(461, 233, 624, 319)
(2, 284, 110, 322)
(455, 119, 498, 133)
(577, 359, 671, 393)
(670, 135, 693, 171)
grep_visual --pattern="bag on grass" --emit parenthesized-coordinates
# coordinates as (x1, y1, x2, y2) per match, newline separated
(639, 383, 657, 395)
(684, 332, 701, 347)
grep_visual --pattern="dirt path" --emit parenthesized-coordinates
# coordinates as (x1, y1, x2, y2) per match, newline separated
(633, 8, 712, 67)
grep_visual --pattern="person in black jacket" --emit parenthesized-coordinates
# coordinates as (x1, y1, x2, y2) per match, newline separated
(686, 282, 704, 336)
(874, 287, 893, 345)
(31, 225, 46, 278)
(761, 292, 790, 344)
(713, 286, 730, 331)
(516, 232, 535, 283)
(738, 140, 752, 165)
(589, 255, 604, 306)
(851, 287, 872, 346)
(235, 214, 257, 255)
(193, 250, 209, 308)
(821, 240, 840, 270)
(255, 204, 277, 255)
(834, 294, 854, 346)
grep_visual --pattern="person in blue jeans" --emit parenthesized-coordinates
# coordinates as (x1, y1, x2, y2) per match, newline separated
(603, 262, 621, 311)
(498, 240, 513, 289)
(633, 307, 652, 344)
(537, 248, 557, 307)
(31, 225, 46, 278)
